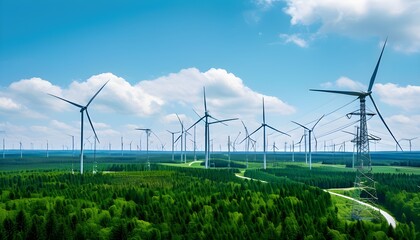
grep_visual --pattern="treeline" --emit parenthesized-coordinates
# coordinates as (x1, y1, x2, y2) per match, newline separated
(247, 165, 356, 189)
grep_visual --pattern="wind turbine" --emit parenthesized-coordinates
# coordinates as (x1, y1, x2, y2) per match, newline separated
(121, 136, 124, 156)
(175, 114, 187, 163)
(401, 137, 417, 151)
(241, 98, 290, 169)
(136, 128, 162, 169)
(19, 141, 23, 159)
(291, 115, 324, 170)
(241, 121, 250, 168)
(49, 81, 108, 174)
(92, 136, 98, 174)
(167, 130, 180, 162)
(188, 125, 198, 161)
(227, 135, 231, 168)
(136, 128, 151, 169)
(272, 142, 279, 153)
(1, 130, 5, 159)
(67, 134, 75, 157)
(310, 39, 402, 218)
(187, 87, 238, 168)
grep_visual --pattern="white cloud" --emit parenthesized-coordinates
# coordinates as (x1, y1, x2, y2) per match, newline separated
(320, 76, 366, 91)
(255, 0, 279, 9)
(279, 34, 309, 48)
(1, 68, 296, 150)
(282, 0, 420, 53)
(0, 97, 21, 111)
(162, 113, 188, 124)
(139, 68, 295, 116)
(336, 77, 366, 91)
(374, 83, 420, 110)
(9, 77, 64, 112)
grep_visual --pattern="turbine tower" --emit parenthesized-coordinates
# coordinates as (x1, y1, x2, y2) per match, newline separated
(291, 115, 324, 170)
(241, 98, 290, 169)
(310, 39, 402, 219)
(136, 128, 161, 169)
(67, 134, 75, 157)
(241, 121, 250, 168)
(175, 114, 187, 163)
(401, 137, 417, 151)
(167, 130, 179, 161)
(136, 128, 151, 170)
(49, 81, 108, 174)
(1, 130, 5, 159)
(187, 87, 238, 168)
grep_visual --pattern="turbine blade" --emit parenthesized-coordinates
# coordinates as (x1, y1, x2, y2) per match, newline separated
(209, 116, 228, 126)
(186, 116, 205, 132)
(262, 97, 266, 124)
(234, 131, 241, 143)
(209, 118, 238, 125)
(310, 89, 364, 97)
(297, 134, 304, 144)
(175, 134, 182, 143)
(48, 94, 83, 108)
(291, 121, 310, 131)
(176, 113, 184, 128)
(368, 38, 387, 92)
(248, 125, 263, 139)
(241, 120, 249, 136)
(85, 109, 99, 143)
(312, 114, 325, 130)
(86, 80, 109, 107)
(151, 131, 162, 144)
(369, 95, 402, 151)
(266, 125, 291, 137)
(203, 87, 207, 112)
(192, 109, 201, 118)
(240, 126, 262, 144)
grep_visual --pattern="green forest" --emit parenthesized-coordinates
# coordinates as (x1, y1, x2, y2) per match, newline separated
(0, 164, 419, 239)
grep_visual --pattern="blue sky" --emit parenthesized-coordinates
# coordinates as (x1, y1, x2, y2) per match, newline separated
(1, 0, 419, 152)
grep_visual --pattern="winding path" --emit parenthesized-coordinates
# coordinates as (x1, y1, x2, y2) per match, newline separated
(325, 190, 396, 228)
(188, 160, 202, 166)
(233, 172, 396, 228)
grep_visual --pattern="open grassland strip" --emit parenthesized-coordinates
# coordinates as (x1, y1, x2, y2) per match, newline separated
(242, 167, 398, 229)
(325, 190, 397, 228)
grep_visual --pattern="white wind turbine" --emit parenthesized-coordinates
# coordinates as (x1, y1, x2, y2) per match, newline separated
(0, 130, 5, 159)
(241, 98, 290, 169)
(292, 115, 324, 170)
(167, 130, 180, 162)
(187, 87, 238, 168)
(175, 114, 187, 163)
(401, 137, 417, 152)
(136, 128, 162, 169)
(49, 81, 109, 174)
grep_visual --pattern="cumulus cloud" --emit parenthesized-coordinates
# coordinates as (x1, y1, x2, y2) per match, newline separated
(320, 76, 366, 91)
(139, 68, 295, 116)
(374, 83, 420, 110)
(1, 68, 296, 149)
(282, 0, 420, 53)
(0, 97, 21, 111)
